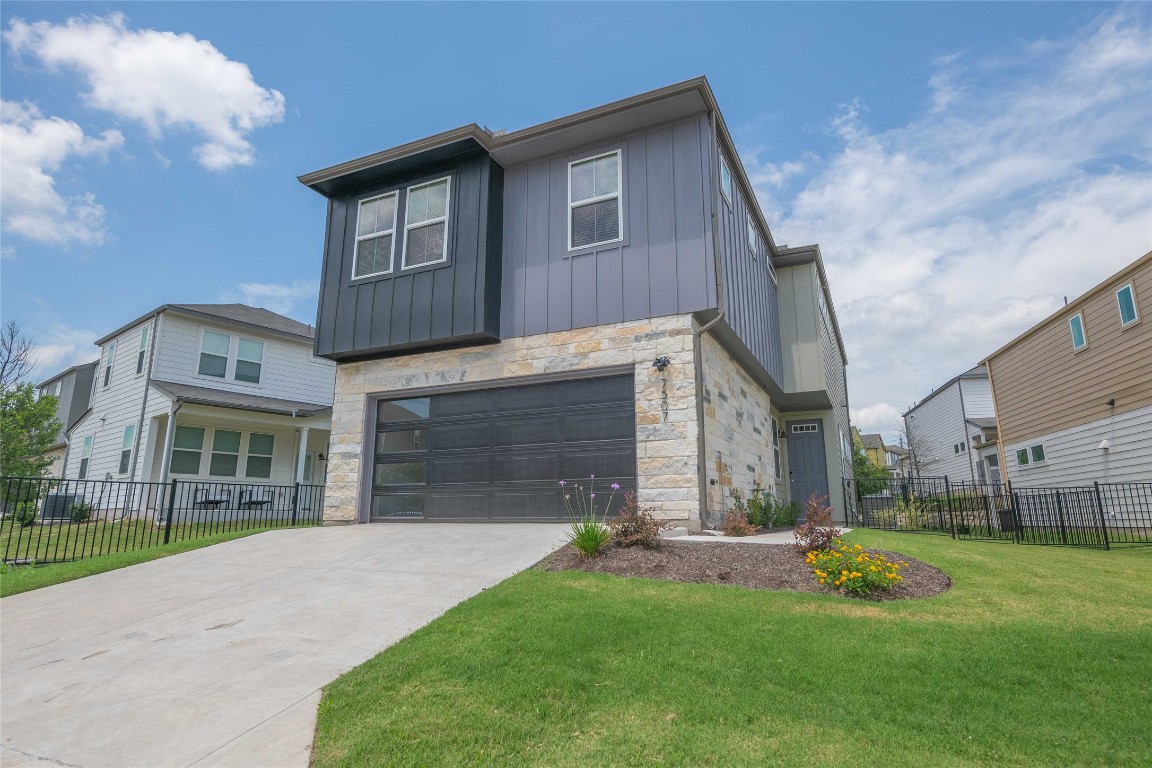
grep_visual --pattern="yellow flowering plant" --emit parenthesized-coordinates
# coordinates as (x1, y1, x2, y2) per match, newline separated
(805, 538, 909, 595)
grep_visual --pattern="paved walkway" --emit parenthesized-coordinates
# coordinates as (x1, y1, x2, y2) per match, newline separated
(1, 524, 566, 768)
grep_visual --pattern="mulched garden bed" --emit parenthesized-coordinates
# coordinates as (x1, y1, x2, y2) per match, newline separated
(539, 540, 951, 601)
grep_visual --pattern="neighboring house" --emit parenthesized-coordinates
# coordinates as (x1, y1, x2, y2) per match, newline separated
(858, 432, 886, 468)
(982, 252, 1152, 487)
(62, 305, 336, 497)
(35, 362, 98, 476)
(884, 445, 908, 479)
(854, 428, 908, 479)
(299, 77, 852, 529)
(903, 365, 997, 483)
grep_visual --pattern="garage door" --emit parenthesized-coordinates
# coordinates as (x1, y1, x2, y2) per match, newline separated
(370, 374, 636, 521)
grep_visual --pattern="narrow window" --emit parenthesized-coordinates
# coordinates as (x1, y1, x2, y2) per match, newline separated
(102, 342, 116, 387)
(771, 417, 781, 480)
(137, 327, 150, 375)
(1116, 284, 1139, 326)
(119, 425, 135, 474)
(402, 178, 450, 268)
(171, 426, 205, 475)
(1069, 313, 1087, 350)
(353, 192, 398, 278)
(719, 155, 733, 204)
(78, 435, 94, 479)
(198, 331, 230, 378)
(1016, 448, 1029, 466)
(209, 430, 242, 477)
(245, 433, 275, 479)
(1030, 444, 1046, 463)
(235, 338, 264, 384)
(569, 151, 622, 250)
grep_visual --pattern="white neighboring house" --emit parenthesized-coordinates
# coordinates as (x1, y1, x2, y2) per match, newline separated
(902, 365, 999, 484)
(35, 361, 98, 477)
(63, 305, 336, 496)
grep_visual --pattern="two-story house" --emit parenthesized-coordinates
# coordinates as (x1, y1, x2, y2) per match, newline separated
(982, 252, 1151, 487)
(903, 365, 999, 484)
(62, 305, 336, 500)
(35, 361, 98, 476)
(299, 77, 852, 530)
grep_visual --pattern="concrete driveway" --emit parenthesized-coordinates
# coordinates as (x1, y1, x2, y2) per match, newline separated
(1, 524, 566, 768)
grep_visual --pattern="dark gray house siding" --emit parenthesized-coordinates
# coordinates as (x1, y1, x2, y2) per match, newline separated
(714, 145, 785, 385)
(314, 156, 503, 359)
(500, 115, 717, 337)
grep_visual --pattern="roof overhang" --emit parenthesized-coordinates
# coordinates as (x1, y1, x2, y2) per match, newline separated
(150, 380, 331, 418)
(95, 305, 313, 347)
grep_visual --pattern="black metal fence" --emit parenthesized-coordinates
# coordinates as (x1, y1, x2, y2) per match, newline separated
(1, 476, 324, 565)
(844, 476, 1152, 550)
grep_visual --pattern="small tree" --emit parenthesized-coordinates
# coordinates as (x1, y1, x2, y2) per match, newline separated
(852, 437, 890, 495)
(1, 384, 61, 478)
(897, 421, 944, 479)
(0, 321, 35, 390)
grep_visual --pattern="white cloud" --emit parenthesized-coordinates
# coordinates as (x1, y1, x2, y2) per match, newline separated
(851, 403, 904, 436)
(744, 10, 1152, 440)
(5, 13, 285, 171)
(222, 280, 319, 320)
(0, 100, 123, 247)
(29, 324, 101, 381)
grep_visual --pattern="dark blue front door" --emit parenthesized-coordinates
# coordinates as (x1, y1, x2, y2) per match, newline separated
(786, 420, 829, 514)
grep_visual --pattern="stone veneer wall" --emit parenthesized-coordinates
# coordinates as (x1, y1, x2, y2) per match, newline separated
(699, 333, 776, 525)
(325, 314, 702, 527)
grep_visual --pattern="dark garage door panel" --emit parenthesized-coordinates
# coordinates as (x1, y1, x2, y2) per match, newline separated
(371, 374, 637, 521)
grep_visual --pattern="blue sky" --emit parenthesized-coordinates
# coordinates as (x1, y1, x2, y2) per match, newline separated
(3, 2, 1150, 440)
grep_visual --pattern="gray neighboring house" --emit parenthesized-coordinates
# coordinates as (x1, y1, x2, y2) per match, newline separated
(903, 365, 999, 484)
(300, 76, 853, 530)
(35, 362, 98, 476)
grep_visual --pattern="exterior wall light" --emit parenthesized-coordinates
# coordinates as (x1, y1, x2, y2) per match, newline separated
(652, 356, 671, 372)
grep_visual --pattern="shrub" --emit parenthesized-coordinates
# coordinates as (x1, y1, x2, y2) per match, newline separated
(806, 538, 909, 595)
(12, 502, 37, 528)
(745, 484, 774, 528)
(898, 497, 936, 530)
(567, 514, 613, 557)
(776, 501, 803, 528)
(607, 492, 666, 547)
(721, 507, 759, 537)
(68, 501, 95, 524)
(793, 493, 841, 553)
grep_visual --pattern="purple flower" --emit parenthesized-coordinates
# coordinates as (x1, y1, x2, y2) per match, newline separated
(591, 493, 596, 498)
(559, 480, 567, 487)
(611, 483, 620, 490)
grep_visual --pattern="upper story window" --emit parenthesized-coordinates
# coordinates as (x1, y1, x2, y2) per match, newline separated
(1068, 313, 1087, 351)
(402, 178, 450, 269)
(102, 342, 116, 387)
(137, 326, 151, 375)
(42, 380, 61, 398)
(1116, 284, 1139, 327)
(746, 220, 758, 258)
(198, 331, 230, 378)
(568, 150, 622, 250)
(235, 338, 264, 384)
(354, 192, 397, 279)
(78, 435, 94, 479)
(719, 155, 733, 204)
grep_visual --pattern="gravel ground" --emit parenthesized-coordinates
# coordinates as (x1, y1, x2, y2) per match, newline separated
(539, 540, 952, 601)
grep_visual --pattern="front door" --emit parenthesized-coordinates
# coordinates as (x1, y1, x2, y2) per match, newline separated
(786, 420, 829, 513)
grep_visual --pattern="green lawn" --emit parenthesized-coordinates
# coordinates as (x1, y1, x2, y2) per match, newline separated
(0, 527, 278, 597)
(312, 531, 1152, 768)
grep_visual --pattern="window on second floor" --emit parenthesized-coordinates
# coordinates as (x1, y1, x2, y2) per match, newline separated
(747, 220, 758, 259)
(78, 435, 94, 479)
(569, 150, 622, 250)
(402, 178, 450, 269)
(198, 331, 264, 384)
(198, 331, 230, 378)
(1069, 313, 1087, 351)
(719, 154, 733, 204)
(102, 342, 116, 387)
(235, 338, 264, 384)
(1116, 284, 1139, 327)
(137, 326, 151, 375)
(354, 192, 398, 279)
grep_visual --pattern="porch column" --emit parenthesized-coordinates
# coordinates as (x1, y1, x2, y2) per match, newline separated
(296, 427, 310, 484)
(158, 401, 182, 487)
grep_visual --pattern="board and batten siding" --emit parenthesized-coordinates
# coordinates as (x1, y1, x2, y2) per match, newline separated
(1004, 406, 1152, 486)
(151, 314, 335, 406)
(500, 115, 717, 338)
(987, 254, 1152, 446)
(315, 156, 503, 358)
(714, 145, 785, 386)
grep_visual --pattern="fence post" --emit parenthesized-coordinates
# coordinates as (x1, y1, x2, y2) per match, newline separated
(163, 479, 178, 545)
(1093, 482, 1111, 551)
(944, 476, 957, 539)
(291, 483, 300, 527)
(1054, 489, 1068, 545)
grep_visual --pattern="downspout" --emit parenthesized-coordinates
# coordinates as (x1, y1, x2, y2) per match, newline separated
(129, 313, 161, 480)
(694, 108, 728, 531)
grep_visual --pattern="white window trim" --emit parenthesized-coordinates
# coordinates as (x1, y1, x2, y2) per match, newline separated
(197, 328, 232, 380)
(209, 429, 243, 478)
(719, 154, 733, 205)
(136, 326, 150, 376)
(351, 191, 399, 280)
(102, 342, 116, 388)
(244, 433, 276, 479)
(1069, 312, 1088, 351)
(792, 424, 818, 433)
(567, 149, 624, 252)
(1016, 443, 1047, 468)
(78, 435, 94, 479)
(1116, 283, 1140, 327)
(234, 337, 264, 385)
(119, 424, 135, 475)
(401, 177, 451, 270)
